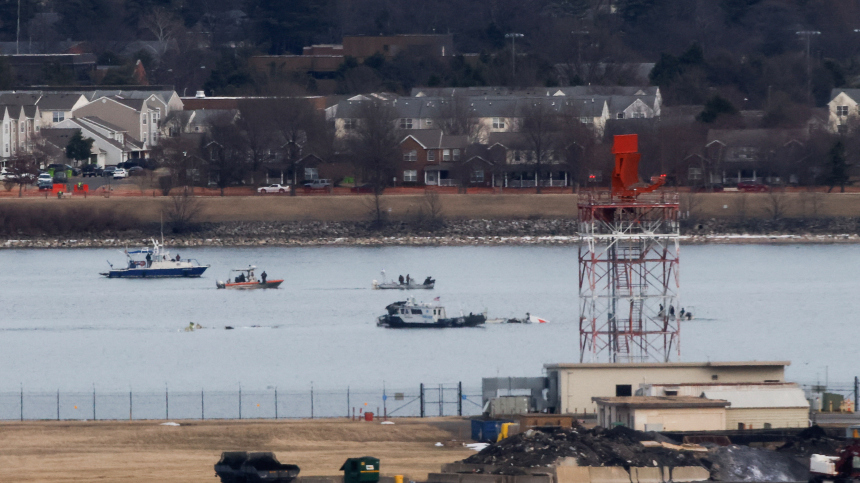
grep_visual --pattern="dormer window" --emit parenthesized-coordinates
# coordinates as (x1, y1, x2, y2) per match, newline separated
(617, 112, 625, 119)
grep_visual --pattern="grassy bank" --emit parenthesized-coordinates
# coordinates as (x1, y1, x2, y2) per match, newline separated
(1, 192, 860, 239)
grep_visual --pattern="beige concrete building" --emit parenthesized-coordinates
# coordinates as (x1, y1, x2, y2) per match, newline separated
(545, 361, 789, 414)
(592, 396, 729, 432)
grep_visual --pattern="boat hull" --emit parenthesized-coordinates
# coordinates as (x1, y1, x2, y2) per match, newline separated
(102, 266, 209, 278)
(376, 282, 434, 290)
(377, 313, 485, 328)
(217, 280, 284, 289)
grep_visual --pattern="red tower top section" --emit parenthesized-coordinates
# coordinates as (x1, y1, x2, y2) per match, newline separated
(610, 134, 665, 199)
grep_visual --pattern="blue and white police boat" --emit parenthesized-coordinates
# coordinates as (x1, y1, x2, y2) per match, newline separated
(101, 238, 210, 278)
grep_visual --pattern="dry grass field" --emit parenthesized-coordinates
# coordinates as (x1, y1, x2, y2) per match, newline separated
(0, 418, 473, 482)
(2, 191, 860, 229)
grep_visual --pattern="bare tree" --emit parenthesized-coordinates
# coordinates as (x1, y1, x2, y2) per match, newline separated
(4, 155, 39, 198)
(204, 113, 249, 196)
(347, 99, 402, 225)
(517, 100, 562, 194)
(269, 97, 323, 194)
(139, 8, 182, 55)
(237, 100, 278, 185)
(165, 191, 203, 233)
(435, 95, 485, 142)
(765, 189, 792, 221)
(151, 136, 200, 191)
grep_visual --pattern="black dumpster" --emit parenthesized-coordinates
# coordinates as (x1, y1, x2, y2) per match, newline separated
(340, 457, 380, 483)
(215, 451, 300, 483)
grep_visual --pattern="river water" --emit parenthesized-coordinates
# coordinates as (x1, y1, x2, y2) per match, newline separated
(0, 244, 855, 395)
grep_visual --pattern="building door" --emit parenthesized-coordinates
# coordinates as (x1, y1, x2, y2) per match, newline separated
(426, 171, 438, 185)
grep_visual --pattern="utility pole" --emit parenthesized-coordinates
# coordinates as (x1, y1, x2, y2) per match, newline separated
(796, 30, 820, 104)
(505, 33, 524, 81)
(16, 0, 21, 54)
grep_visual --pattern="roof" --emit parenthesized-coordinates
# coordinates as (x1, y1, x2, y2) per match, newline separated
(591, 396, 730, 409)
(706, 128, 809, 147)
(830, 88, 860, 102)
(701, 388, 809, 409)
(39, 128, 79, 149)
(37, 93, 86, 110)
(401, 129, 469, 149)
(0, 93, 40, 105)
(545, 361, 791, 370)
(80, 116, 127, 133)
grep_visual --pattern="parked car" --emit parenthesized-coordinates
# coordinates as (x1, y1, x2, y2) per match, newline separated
(82, 165, 103, 177)
(112, 168, 129, 179)
(37, 173, 54, 190)
(303, 179, 332, 189)
(258, 184, 291, 194)
(101, 166, 117, 177)
(127, 166, 145, 176)
(737, 182, 769, 193)
(350, 183, 375, 193)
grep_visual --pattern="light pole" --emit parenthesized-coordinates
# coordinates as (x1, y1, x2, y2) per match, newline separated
(796, 30, 820, 104)
(505, 33, 524, 81)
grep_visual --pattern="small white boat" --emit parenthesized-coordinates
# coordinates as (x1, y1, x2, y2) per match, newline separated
(372, 270, 434, 290)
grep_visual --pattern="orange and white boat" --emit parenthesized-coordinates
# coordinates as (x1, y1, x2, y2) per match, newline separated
(216, 266, 283, 290)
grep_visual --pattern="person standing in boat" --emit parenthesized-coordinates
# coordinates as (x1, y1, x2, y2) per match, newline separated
(145, 253, 152, 268)
(399, 275, 404, 285)
(406, 274, 411, 284)
(261, 271, 267, 283)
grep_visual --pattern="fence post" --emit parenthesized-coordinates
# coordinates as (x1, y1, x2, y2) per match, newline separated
(458, 382, 463, 416)
(129, 391, 132, 421)
(439, 384, 443, 416)
(347, 386, 350, 419)
(57, 390, 60, 421)
(20, 385, 23, 421)
(93, 386, 96, 421)
(310, 382, 314, 419)
(275, 388, 278, 419)
(239, 386, 242, 420)
(202, 390, 205, 420)
(165, 387, 169, 420)
(419, 383, 424, 418)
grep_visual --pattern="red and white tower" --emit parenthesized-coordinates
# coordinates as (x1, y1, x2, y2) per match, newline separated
(578, 135, 681, 362)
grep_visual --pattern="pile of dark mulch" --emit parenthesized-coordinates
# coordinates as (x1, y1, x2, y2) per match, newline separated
(777, 425, 844, 459)
(463, 425, 701, 469)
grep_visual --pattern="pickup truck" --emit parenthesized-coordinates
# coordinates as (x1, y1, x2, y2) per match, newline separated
(303, 179, 332, 190)
(214, 452, 300, 483)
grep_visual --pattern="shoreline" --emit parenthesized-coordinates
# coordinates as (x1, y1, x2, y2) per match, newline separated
(3, 233, 860, 248)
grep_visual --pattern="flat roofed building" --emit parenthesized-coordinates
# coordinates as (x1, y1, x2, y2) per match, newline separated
(701, 388, 809, 430)
(545, 361, 789, 414)
(592, 396, 729, 432)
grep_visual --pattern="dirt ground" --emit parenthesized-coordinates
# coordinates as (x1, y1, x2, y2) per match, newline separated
(0, 417, 473, 482)
(3, 191, 860, 224)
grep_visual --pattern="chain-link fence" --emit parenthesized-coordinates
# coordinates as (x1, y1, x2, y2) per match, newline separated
(0, 382, 483, 421)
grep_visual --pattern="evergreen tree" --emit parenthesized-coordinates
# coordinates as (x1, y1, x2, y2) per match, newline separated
(826, 140, 849, 193)
(65, 131, 94, 164)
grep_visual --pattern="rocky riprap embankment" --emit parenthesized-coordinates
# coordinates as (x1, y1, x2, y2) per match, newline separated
(4, 218, 860, 248)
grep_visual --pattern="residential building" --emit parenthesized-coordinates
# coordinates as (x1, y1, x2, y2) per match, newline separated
(0, 104, 41, 163)
(398, 129, 469, 186)
(828, 89, 860, 133)
(72, 95, 162, 148)
(704, 128, 808, 185)
(54, 117, 146, 167)
(162, 109, 240, 137)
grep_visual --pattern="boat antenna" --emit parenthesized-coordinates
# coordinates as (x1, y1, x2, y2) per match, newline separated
(160, 212, 164, 245)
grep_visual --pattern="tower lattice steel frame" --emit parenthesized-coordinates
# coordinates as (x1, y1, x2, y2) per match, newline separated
(578, 190, 681, 363)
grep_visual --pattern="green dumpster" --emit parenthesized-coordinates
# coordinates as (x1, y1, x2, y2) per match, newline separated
(340, 457, 380, 483)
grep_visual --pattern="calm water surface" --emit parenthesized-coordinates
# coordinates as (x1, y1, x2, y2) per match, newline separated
(0, 244, 855, 391)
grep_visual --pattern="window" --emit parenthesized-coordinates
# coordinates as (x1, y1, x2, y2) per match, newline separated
(143, 132, 147, 143)
(492, 117, 505, 129)
(142, 114, 147, 125)
(53, 111, 64, 123)
(425, 119, 433, 126)
(399, 118, 413, 129)
(20, 123, 24, 133)
(615, 385, 632, 397)
(442, 149, 451, 161)
(837, 105, 849, 116)
(3, 143, 7, 153)
(514, 151, 522, 162)
(403, 150, 417, 162)
(344, 118, 356, 130)
(688, 167, 703, 180)
(617, 112, 625, 119)
(632, 112, 645, 119)
(151, 112, 157, 124)
(453, 149, 460, 161)
(403, 169, 417, 182)
(427, 150, 436, 161)
(580, 116, 589, 124)
(472, 169, 484, 183)
(304, 167, 319, 180)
